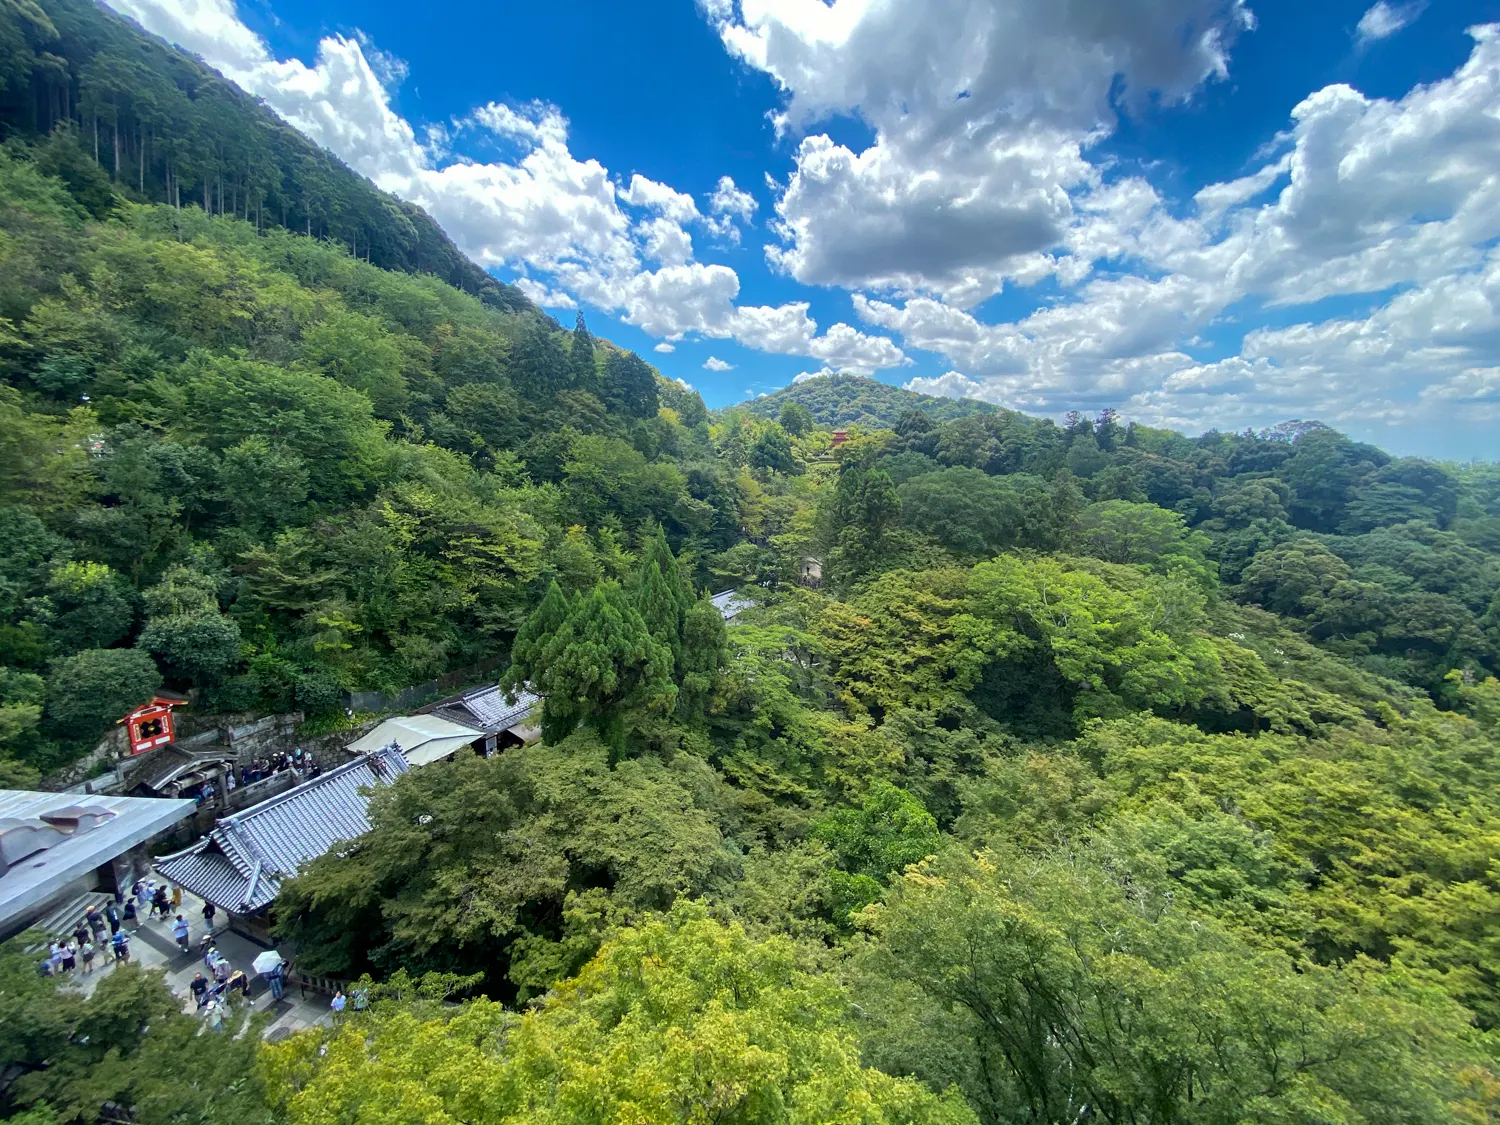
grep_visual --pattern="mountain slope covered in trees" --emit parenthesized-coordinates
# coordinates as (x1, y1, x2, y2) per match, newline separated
(0, 0, 529, 310)
(745, 373, 1003, 427)
(0, 128, 721, 783)
(1, 27, 1499, 1125)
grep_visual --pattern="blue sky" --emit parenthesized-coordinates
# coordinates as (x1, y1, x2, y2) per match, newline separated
(110, 0, 1500, 458)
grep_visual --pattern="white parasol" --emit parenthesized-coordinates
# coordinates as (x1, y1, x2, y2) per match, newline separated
(252, 950, 285, 975)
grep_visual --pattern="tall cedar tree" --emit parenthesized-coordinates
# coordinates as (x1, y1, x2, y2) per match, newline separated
(570, 312, 599, 393)
(513, 321, 572, 397)
(604, 351, 660, 418)
(532, 582, 675, 754)
(632, 526, 696, 669)
(504, 579, 570, 690)
(677, 592, 728, 721)
(633, 557, 685, 674)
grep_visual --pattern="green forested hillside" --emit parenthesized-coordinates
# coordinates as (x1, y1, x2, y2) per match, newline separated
(0, 0, 528, 308)
(0, 135, 729, 782)
(745, 372, 1002, 427)
(2, 50, 1500, 1125)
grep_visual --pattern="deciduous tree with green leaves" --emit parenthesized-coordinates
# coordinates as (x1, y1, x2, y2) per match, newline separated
(261, 903, 977, 1125)
(853, 848, 1497, 1125)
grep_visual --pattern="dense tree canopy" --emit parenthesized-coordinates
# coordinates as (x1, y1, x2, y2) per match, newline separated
(2, 16, 1499, 1123)
(0, 115, 725, 772)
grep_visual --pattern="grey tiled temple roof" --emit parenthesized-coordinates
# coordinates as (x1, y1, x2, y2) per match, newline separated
(154, 745, 408, 914)
(428, 685, 539, 735)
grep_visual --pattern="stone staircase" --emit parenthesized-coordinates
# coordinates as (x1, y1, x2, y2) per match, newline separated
(24, 889, 116, 951)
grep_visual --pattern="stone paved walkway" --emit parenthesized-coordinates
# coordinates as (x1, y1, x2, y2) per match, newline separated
(50, 886, 333, 1039)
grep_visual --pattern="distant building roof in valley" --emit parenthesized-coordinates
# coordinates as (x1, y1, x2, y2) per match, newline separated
(711, 590, 754, 623)
(347, 714, 487, 767)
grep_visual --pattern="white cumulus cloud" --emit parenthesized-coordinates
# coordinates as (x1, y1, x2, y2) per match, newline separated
(703, 356, 735, 371)
(852, 26, 1500, 437)
(107, 0, 909, 375)
(904, 372, 986, 401)
(709, 175, 757, 222)
(704, 0, 1254, 305)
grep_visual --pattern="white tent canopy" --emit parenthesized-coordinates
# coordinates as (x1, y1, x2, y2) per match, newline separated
(347, 715, 480, 767)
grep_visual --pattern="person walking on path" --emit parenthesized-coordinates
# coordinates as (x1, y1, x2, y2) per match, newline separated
(59, 941, 76, 975)
(104, 901, 120, 934)
(122, 898, 138, 930)
(265, 958, 286, 1001)
(201, 900, 217, 930)
(330, 990, 346, 1019)
(172, 914, 191, 952)
(72, 921, 89, 949)
(205, 998, 225, 1033)
(190, 973, 208, 1008)
(80, 938, 96, 974)
(110, 929, 130, 964)
(151, 885, 170, 921)
(170, 884, 182, 910)
(213, 956, 231, 985)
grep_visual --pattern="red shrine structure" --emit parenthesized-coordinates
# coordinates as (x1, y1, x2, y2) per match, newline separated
(120, 692, 189, 756)
(831, 429, 849, 448)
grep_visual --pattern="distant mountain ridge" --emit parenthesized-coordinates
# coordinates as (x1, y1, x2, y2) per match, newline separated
(742, 374, 1016, 428)
(0, 0, 531, 313)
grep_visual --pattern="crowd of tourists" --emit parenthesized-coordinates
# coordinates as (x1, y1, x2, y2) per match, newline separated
(233, 749, 319, 792)
(39, 876, 293, 1031)
(40, 877, 201, 978)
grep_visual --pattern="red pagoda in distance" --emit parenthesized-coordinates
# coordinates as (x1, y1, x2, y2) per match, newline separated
(120, 691, 190, 755)
(831, 429, 849, 448)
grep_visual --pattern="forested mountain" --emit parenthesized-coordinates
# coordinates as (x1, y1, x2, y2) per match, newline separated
(2, 28, 1500, 1125)
(746, 372, 1002, 427)
(0, 126, 720, 784)
(0, 0, 530, 310)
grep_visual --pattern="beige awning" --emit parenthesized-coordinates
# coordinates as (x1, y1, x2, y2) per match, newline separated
(347, 715, 480, 767)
